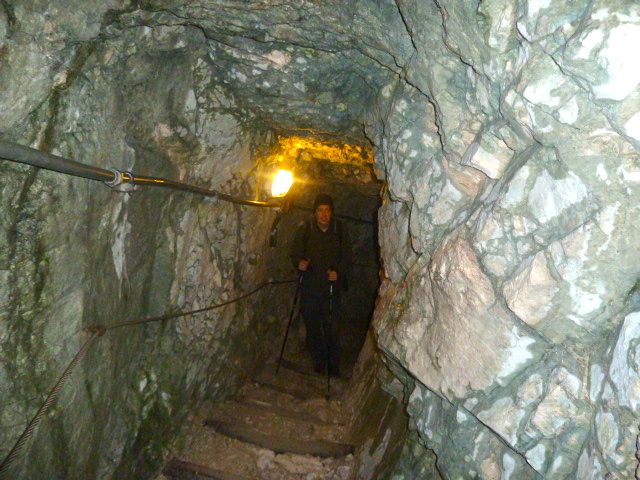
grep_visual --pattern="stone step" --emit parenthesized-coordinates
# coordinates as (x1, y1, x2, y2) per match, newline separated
(234, 382, 346, 426)
(204, 417, 354, 458)
(168, 424, 354, 480)
(253, 362, 347, 400)
(163, 458, 247, 480)
(251, 377, 318, 400)
(233, 397, 346, 427)
(204, 401, 347, 443)
(278, 358, 324, 377)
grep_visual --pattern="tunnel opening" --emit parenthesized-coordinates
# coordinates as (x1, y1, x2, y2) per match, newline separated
(260, 135, 382, 378)
(150, 135, 396, 479)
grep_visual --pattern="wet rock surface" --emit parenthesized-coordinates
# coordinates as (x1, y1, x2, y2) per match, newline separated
(1, 0, 639, 479)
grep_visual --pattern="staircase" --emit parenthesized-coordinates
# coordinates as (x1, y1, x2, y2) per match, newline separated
(159, 360, 355, 480)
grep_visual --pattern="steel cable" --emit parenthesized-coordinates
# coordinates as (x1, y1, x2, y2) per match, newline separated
(0, 332, 99, 477)
(0, 278, 296, 477)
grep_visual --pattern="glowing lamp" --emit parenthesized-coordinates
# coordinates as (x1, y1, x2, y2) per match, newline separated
(271, 169, 294, 198)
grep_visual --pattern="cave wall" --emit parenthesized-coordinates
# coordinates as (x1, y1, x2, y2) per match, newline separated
(0, 6, 290, 479)
(365, 1, 640, 478)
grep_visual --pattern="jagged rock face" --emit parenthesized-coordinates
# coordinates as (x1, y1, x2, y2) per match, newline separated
(0, 4, 296, 479)
(1, 1, 640, 479)
(368, 1, 640, 478)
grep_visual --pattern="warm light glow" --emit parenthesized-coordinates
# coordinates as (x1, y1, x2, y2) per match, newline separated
(276, 136, 374, 166)
(271, 169, 294, 197)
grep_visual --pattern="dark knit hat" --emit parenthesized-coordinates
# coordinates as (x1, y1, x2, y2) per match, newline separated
(313, 193, 334, 210)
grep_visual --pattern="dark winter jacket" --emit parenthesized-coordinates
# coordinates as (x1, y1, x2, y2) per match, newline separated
(290, 217, 352, 296)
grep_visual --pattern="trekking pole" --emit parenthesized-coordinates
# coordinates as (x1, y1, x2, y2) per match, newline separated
(323, 279, 335, 398)
(276, 272, 304, 375)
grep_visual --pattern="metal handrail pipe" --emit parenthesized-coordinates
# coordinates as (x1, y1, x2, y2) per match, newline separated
(0, 138, 279, 208)
(131, 174, 276, 207)
(0, 138, 115, 182)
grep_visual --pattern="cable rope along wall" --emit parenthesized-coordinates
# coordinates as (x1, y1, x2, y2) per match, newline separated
(0, 278, 297, 478)
(636, 425, 640, 480)
(0, 332, 99, 478)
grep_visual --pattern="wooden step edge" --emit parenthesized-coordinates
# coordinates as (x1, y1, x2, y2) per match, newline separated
(203, 419, 355, 459)
(276, 359, 351, 382)
(269, 360, 348, 385)
(232, 397, 348, 427)
(251, 378, 321, 400)
(277, 359, 323, 378)
(163, 458, 247, 480)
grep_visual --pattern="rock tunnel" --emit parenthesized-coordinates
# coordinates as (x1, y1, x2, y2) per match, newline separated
(1, 1, 639, 479)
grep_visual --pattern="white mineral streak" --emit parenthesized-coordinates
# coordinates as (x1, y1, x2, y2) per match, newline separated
(185, 89, 197, 112)
(624, 112, 640, 141)
(526, 443, 546, 472)
(527, 170, 588, 223)
(621, 163, 640, 183)
(477, 397, 525, 445)
(576, 29, 604, 59)
(527, 0, 551, 18)
(501, 452, 516, 480)
(523, 73, 564, 107)
(596, 163, 609, 182)
(473, 432, 486, 460)
(409, 384, 423, 404)
(456, 408, 470, 423)
(557, 96, 579, 124)
(501, 165, 530, 207)
(593, 23, 640, 100)
(111, 196, 131, 285)
(589, 364, 605, 402)
(609, 312, 640, 412)
(546, 224, 609, 326)
(497, 328, 536, 381)
(504, 252, 558, 327)
(597, 202, 620, 253)
(468, 140, 512, 179)
(430, 180, 464, 225)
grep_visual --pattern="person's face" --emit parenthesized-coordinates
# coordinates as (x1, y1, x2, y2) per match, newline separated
(315, 204, 333, 229)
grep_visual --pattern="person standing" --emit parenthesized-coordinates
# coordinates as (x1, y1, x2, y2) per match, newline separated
(290, 193, 351, 376)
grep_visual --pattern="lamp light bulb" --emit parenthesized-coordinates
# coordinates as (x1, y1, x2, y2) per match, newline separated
(271, 169, 294, 197)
